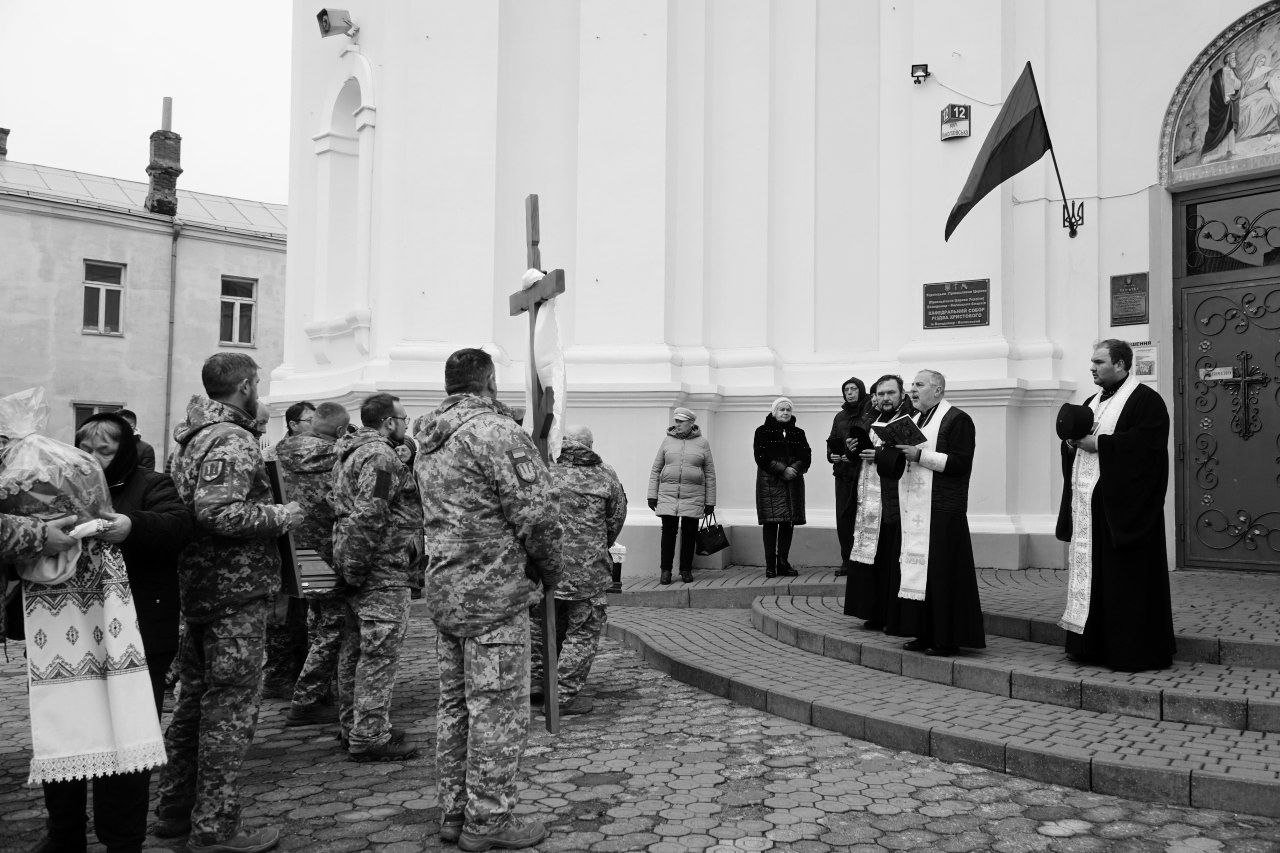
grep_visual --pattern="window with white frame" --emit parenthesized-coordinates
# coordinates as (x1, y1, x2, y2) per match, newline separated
(82, 261, 124, 335)
(219, 277, 257, 346)
(72, 402, 123, 429)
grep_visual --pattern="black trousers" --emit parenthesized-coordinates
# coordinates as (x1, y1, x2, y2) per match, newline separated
(41, 773, 151, 853)
(659, 515, 699, 572)
(834, 478, 858, 563)
(41, 638, 175, 853)
(762, 522, 795, 567)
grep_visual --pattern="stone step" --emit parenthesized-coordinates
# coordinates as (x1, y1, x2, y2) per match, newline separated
(607, 565, 1280, 669)
(605, 606, 1280, 818)
(751, 595, 1280, 734)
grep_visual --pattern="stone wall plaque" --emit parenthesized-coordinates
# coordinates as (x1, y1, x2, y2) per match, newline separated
(1110, 273, 1149, 326)
(923, 279, 990, 329)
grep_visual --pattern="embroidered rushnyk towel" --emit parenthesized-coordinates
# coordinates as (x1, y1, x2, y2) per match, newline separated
(24, 537, 166, 784)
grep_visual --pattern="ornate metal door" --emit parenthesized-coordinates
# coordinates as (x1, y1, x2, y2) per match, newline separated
(1176, 182, 1280, 571)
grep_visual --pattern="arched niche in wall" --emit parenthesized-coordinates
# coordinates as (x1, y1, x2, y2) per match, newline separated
(1159, 1, 1280, 190)
(304, 45, 376, 366)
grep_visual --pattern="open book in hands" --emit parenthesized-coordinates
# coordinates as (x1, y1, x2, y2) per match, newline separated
(870, 415, 927, 447)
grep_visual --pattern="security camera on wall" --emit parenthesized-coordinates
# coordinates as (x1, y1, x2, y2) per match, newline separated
(317, 8, 358, 39)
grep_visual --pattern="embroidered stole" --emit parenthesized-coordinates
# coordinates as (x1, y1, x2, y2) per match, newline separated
(1059, 374, 1141, 634)
(24, 538, 167, 784)
(898, 400, 951, 601)
(849, 427, 886, 565)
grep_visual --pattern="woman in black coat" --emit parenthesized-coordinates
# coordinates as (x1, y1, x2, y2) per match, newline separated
(753, 397, 811, 578)
(37, 413, 193, 853)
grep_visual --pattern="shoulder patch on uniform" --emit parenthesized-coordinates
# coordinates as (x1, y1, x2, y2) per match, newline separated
(507, 448, 539, 485)
(374, 468, 393, 500)
(201, 459, 225, 483)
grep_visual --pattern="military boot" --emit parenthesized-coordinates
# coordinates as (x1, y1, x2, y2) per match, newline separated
(659, 570, 672, 585)
(764, 551, 778, 579)
(458, 818, 548, 851)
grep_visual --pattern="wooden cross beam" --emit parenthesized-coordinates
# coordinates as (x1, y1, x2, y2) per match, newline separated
(507, 193, 566, 734)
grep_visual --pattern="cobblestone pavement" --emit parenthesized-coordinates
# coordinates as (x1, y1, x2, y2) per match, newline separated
(4, 616, 1280, 852)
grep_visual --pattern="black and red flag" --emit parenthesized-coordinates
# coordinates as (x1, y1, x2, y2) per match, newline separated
(945, 61, 1064, 241)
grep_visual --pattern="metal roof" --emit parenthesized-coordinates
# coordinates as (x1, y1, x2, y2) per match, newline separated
(0, 159, 287, 236)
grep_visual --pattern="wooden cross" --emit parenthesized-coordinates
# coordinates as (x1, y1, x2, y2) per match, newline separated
(508, 193, 566, 734)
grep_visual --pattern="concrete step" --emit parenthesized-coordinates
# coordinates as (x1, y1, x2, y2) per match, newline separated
(606, 606, 1280, 818)
(607, 565, 1280, 668)
(752, 595, 1280, 734)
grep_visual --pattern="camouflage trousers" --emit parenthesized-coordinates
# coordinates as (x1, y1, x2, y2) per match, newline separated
(289, 593, 345, 709)
(262, 594, 308, 698)
(155, 597, 269, 845)
(436, 610, 530, 835)
(337, 585, 411, 752)
(529, 594, 607, 704)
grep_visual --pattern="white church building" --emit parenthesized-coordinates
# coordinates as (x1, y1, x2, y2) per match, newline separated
(272, 0, 1280, 574)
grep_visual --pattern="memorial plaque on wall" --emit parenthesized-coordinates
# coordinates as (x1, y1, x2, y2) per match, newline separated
(923, 279, 990, 329)
(1110, 273, 1149, 326)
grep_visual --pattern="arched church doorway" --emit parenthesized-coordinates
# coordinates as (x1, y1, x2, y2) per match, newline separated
(1163, 3, 1280, 571)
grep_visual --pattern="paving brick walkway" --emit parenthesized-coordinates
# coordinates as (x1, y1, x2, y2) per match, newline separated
(606, 607, 1280, 819)
(751, 596, 1280, 732)
(5, 614, 1280, 851)
(613, 566, 1280, 667)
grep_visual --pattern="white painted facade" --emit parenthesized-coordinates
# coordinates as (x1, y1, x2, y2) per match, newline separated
(275, 0, 1268, 570)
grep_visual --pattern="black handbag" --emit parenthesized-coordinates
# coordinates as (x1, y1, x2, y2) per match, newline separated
(694, 512, 730, 556)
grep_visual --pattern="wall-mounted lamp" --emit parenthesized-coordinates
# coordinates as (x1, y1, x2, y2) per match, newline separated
(317, 8, 359, 40)
(911, 64, 931, 85)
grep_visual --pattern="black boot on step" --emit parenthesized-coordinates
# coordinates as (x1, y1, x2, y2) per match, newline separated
(777, 557, 799, 578)
(660, 570, 672, 585)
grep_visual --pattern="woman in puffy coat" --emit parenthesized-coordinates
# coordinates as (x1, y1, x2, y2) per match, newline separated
(754, 397, 811, 578)
(647, 407, 716, 585)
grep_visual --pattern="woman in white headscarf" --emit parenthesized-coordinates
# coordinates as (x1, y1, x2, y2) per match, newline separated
(753, 397, 811, 578)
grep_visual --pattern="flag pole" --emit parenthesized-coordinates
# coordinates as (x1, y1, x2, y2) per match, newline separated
(1025, 62, 1082, 237)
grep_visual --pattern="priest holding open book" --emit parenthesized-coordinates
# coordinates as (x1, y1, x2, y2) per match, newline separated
(883, 370, 986, 656)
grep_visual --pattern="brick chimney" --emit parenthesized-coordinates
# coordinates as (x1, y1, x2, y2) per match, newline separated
(0, 128, 9, 160)
(145, 98, 182, 216)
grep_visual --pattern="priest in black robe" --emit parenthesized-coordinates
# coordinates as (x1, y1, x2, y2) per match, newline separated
(1056, 339, 1175, 671)
(892, 370, 985, 655)
(844, 374, 912, 635)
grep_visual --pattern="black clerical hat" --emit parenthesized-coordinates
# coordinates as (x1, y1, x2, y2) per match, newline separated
(875, 447, 907, 480)
(1056, 403, 1093, 441)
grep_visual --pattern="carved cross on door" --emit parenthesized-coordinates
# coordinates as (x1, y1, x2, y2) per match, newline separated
(1208, 350, 1271, 440)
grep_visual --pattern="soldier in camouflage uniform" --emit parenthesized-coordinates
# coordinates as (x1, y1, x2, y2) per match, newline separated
(262, 402, 318, 699)
(276, 402, 349, 725)
(153, 353, 303, 853)
(529, 425, 627, 716)
(415, 348, 561, 851)
(331, 393, 423, 761)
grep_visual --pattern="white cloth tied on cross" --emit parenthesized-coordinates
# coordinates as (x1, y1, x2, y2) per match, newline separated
(521, 269, 566, 461)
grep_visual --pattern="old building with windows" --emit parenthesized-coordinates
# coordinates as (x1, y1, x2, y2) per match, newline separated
(0, 126, 286, 456)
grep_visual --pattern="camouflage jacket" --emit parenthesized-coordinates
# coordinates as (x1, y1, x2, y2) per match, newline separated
(551, 439, 627, 600)
(331, 428, 423, 590)
(415, 394, 561, 637)
(0, 512, 44, 563)
(275, 433, 340, 565)
(170, 395, 292, 622)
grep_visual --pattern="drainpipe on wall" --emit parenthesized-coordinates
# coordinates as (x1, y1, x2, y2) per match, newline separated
(162, 220, 182, 459)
